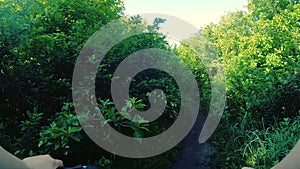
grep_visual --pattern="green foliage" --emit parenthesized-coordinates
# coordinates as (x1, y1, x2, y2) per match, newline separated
(205, 3, 299, 117)
(201, 0, 300, 168)
(1, 0, 299, 168)
(242, 115, 300, 168)
(248, 0, 299, 20)
(0, 0, 125, 116)
(211, 111, 300, 169)
(0, 0, 186, 167)
(0, 0, 183, 165)
(15, 107, 44, 158)
(95, 156, 111, 168)
(175, 31, 216, 111)
(99, 98, 150, 139)
(39, 103, 82, 156)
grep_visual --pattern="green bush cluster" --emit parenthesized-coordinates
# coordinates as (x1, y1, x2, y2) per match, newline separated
(1, 0, 299, 168)
(0, 0, 182, 168)
(194, 0, 299, 168)
(172, 0, 299, 168)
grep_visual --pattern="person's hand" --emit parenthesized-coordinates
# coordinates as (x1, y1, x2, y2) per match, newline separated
(23, 154, 63, 169)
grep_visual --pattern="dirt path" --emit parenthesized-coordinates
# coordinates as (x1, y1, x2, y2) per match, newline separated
(172, 112, 216, 169)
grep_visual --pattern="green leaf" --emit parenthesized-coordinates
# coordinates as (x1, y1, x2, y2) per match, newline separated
(70, 135, 81, 142)
(134, 103, 146, 109)
(14, 150, 21, 156)
(133, 131, 143, 144)
(38, 140, 44, 147)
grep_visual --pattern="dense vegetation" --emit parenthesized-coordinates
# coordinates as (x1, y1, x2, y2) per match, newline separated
(0, 0, 180, 168)
(202, 0, 300, 168)
(0, 0, 299, 169)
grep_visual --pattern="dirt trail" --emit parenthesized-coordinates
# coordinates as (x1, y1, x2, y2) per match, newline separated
(172, 112, 216, 169)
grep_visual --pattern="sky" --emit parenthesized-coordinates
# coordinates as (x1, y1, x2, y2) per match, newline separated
(124, 0, 249, 29)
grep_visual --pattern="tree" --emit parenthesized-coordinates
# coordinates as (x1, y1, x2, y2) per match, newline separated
(0, 0, 125, 161)
(0, 0, 124, 114)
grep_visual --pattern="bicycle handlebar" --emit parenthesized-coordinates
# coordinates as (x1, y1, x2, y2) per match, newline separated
(58, 165, 98, 169)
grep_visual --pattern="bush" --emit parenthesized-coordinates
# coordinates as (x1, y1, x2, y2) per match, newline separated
(0, 0, 183, 167)
(202, 1, 300, 168)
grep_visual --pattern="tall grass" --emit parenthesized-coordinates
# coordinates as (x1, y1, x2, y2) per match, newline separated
(241, 114, 300, 169)
(211, 111, 299, 169)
